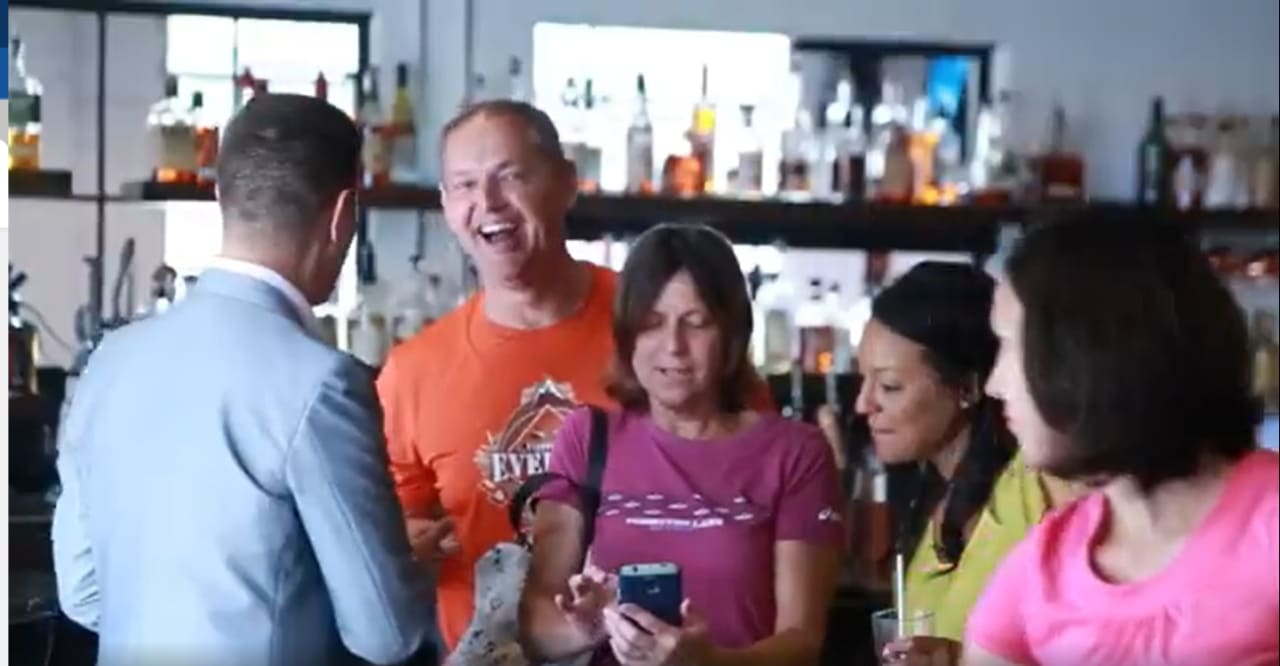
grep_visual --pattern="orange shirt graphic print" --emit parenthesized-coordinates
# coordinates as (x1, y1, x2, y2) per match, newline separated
(474, 378, 578, 505)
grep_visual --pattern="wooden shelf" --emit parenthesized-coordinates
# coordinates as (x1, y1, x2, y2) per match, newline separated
(9, 169, 73, 198)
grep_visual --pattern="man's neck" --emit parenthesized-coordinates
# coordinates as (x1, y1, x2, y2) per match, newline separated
(481, 252, 592, 330)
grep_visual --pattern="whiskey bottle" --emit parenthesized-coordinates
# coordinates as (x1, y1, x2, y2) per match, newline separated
(8, 36, 44, 171)
(191, 91, 219, 186)
(146, 75, 198, 184)
(1038, 102, 1085, 203)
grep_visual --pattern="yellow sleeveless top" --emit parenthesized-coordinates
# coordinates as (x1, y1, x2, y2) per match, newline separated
(903, 450, 1049, 641)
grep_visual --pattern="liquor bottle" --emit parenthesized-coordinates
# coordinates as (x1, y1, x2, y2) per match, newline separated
(832, 96, 868, 204)
(389, 62, 418, 183)
(878, 124, 914, 204)
(779, 109, 817, 200)
(577, 78, 603, 192)
(907, 97, 941, 204)
(624, 74, 655, 194)
(1251, 311, 1280, 413)
(1172, 113, 1209, 211)
(234, 67, 256, 111)
(796, 278, 836, 374)
(689, 65, 717, 193)
(191, 92, 219, 186)
(314, 71, 328, 101)
(359, 67, 390, 189)
(1039, 101, 1085, 203)
(734, 104, 764, 196)
(147, 75, 198, 184)
(755, 269, 796, 375)
(507, 56, 529, 103)
(1205, 116, 1244, 210)
(8, 36, 44, 171)
(1136, 96, 1172, 206)
(1250, 115, 1278, 210)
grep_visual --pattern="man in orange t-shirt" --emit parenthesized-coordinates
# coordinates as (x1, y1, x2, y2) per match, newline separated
(376, 101, 619, 650)
(378, 101, 776, 652)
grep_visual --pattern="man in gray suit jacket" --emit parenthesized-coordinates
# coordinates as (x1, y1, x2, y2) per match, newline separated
(51, 94, 436, 666)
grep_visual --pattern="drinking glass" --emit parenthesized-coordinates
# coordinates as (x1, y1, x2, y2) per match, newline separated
(870, 607, 934, 663)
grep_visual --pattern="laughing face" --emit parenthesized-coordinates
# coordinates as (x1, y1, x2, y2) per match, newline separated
(439, 112, 578, 287)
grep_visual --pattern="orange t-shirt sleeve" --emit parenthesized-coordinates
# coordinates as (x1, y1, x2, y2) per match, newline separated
(375, 347, 438, 516)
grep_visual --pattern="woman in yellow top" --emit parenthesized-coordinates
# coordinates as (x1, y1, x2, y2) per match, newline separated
(852, 262, 1079, 665)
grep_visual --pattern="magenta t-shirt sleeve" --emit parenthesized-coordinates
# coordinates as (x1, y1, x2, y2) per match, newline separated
(536, 406, 593, 509)
(964, 531, 1036, 663)
(774, 428, 846, 546)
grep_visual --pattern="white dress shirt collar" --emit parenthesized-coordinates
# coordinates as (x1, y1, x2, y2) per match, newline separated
(207, 256, 319, 334)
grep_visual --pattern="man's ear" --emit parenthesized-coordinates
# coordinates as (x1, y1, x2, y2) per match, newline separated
(328, 188, 356, 244)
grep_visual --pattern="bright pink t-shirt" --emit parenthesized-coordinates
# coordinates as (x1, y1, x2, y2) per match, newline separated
(539, 407, 845, 656)
(967, 449, 1280, 666)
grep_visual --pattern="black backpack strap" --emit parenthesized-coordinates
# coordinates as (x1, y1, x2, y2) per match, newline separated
(578, 406, 610, 559)
(508, 472, 559, 536)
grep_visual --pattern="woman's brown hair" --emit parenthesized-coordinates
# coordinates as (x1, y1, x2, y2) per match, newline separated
(606, 224, 756, 413)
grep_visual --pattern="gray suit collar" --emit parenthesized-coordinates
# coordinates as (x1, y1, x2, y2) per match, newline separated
(192, 268, 310, 331)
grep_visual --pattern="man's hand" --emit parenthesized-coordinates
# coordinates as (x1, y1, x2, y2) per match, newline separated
(405, 517, 461, 565)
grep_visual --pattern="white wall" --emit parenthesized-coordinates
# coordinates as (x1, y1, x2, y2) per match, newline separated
(10, 0, 1279, 367)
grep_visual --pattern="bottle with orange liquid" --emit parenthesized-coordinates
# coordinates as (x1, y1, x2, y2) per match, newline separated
(146, 75, 198, 185)
(191, 92, 219, 187)
(8, 36, 43, 171)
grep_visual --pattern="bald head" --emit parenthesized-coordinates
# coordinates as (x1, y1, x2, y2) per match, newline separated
(217, 93, 361, 240)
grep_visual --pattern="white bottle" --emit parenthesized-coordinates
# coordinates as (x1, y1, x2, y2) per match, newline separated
(755, 273, 797, 376)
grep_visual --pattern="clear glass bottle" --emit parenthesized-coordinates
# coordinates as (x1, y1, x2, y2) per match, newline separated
(389, 62, 418, 184)
(779, 109, 817, 200)
(734, 104, 764, 196)
(147, 74, 198, 184)
(624, 74, 654, 195)
(1205, 116, 1243, 210)
(1250, 115, 1278, 210)
(796, 278, 835, 374)
(359, 67, 390, 189)
(8, 36, 44, 171)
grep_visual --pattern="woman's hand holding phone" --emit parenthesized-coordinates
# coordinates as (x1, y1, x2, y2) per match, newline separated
(555, 564, 617, 644)
(603, 599, 712, 666)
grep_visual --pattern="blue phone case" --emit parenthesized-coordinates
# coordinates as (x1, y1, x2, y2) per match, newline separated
(617, 563, 683, 628)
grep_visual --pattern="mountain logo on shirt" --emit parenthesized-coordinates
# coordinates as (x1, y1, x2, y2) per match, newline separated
(474, 378, 579, 505)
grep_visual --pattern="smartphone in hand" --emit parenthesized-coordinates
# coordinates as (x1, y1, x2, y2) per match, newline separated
(617, 562, 682, 628)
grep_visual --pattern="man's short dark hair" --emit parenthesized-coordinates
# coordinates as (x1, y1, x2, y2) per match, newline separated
(1006, 215, 1259, 490)
(607, 224, 756, 413)
(216, 93, 361, 236)
(439, 99, 566, 164)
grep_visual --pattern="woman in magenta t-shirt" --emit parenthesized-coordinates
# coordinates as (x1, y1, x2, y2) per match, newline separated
(519, 224, 845, 665)
(965, 217, 1279, 666)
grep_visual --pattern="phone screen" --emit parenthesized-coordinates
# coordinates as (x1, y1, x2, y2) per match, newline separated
(617, 562, 683, 628)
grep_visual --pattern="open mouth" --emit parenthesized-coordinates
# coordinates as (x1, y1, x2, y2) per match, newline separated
(477, 222, 517, 245)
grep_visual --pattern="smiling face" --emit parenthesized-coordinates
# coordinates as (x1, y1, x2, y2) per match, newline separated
(631, 270, 726, 414)
(854, 318, 970, 464)
(985, 280, 1069, 468)
(439, 112, 578, 287)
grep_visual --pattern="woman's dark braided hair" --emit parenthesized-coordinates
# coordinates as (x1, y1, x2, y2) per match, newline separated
(869, 261, 1015, 572)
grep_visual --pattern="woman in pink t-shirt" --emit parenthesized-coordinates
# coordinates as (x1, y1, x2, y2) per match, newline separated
(519, 224, 845, 665)
(964, 217, 1279, 666)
